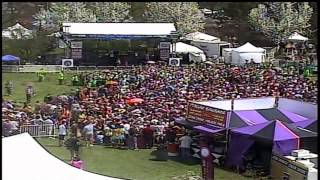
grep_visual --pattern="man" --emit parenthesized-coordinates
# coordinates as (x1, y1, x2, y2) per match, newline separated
(179, 133, 192, 160)
(142, 124, 154, 149)
(5, 80, 13, 96)
(65, 133, 81, 160)
(83, 120, 94, 147)
(25, 85, 34, 104)
(123, 121, 130, 146)
(44, 117, 54, 136)
(58, 121, 67, 146)
(58, 71, 64, 85)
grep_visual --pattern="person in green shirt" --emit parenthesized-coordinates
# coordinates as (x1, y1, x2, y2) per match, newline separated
(58, 71, 65, 85)
(71, 75, 80, 86)
(37, 68, 46, 82)
(304, 68, 310, 77)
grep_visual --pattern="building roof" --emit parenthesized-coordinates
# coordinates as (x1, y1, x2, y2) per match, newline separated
(62, 23, 176, 37)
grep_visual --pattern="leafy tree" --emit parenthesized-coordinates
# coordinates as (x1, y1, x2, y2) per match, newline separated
(248, 2, 313, 45)
(91, 2, 133, 22)
(33, 2, 96, 31)
(3, 31, 53, 63)
(143, 2, 205, 35)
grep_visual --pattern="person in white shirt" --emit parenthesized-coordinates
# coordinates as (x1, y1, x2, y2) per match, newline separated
(58, 121, 67, 146)
(179, 133, 192, 160)
(44, 118, 54, 136)
(123, 122, 130, 146)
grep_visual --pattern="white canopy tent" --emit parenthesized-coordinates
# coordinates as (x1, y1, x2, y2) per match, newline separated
(2, 133, 121, 180)
(182, 32, 230, 58)
(288, 32, 308, 41)
(183, 32, 220, 42)
(2, 23, 33, 39)
(231, 42, 266, 65)
(171, 42, 206, 62)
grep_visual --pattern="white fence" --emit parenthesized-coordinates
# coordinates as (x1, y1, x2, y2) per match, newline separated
(20, 124, 56, 137)
(2, 65, 143, 73)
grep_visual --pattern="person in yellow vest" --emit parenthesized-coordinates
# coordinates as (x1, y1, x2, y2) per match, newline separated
(37, 68, 46, 82)
(58, 71, 65, 85)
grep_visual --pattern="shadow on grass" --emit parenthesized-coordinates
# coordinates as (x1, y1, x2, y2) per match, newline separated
(169, 156, 201, 166)
(149, 158, 169, 162)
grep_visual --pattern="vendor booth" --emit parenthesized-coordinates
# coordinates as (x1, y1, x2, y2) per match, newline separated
(184, 97, 317, 176)
(226, 120, 317, 173)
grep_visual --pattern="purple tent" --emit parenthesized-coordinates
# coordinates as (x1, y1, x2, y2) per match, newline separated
(225, 120, 301, 168)
(291, 119, 317, 132)
(278, 108, 309, 123)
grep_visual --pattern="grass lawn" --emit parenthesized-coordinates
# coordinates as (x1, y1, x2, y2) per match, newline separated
(36, 138, 252, 180)
(2, 72, 78, 106)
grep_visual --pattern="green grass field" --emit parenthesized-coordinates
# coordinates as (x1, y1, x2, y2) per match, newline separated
(2, 72, 78, 105)
(36, 138, 252, 180)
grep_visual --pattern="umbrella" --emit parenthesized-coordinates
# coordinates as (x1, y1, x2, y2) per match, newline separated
(127, 98, 144, 105)
(106, 81, 118, 85)
(147, 61, 156, 64)
(205, 61, 214, 65)
(2, 55, 20, 64)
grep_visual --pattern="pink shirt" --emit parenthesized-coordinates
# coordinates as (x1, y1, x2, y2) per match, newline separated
(70, 160, 84, 169)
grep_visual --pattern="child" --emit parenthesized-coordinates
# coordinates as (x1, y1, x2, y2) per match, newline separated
(70, 155, 84, 170)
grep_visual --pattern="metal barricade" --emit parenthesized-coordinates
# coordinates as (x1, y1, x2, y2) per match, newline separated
(20, 124, 56, 137)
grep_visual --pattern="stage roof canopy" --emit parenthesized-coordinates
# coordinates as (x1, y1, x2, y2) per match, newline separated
(63, 23, 176, 38)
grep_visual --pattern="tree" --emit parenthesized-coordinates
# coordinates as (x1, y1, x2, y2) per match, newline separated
(91, 2, 133, 22)
(33, 2, 96, 31)
(248, 2, 313, 45)
(143, 2, 205, 35)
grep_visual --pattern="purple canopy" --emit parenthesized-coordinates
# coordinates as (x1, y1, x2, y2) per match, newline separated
(291, 119, 317, 132)
(278, 108, 309, 123)
(233, 110, 269, 125)
(226, 120, 300, 168)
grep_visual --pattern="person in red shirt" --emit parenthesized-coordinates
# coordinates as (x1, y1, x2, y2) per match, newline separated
(142, 124, 154, 149)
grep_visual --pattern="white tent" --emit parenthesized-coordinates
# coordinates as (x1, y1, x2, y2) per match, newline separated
(2, 133, 121, 180)
(171, 42, 206, 62)
(288, 32, 308, 41)
(231, 42, 266, 65)
(2, 23, 33, 39)
(173, 42, 204, 54)
(183, 32, 220, 42)
(182, 32, 229, 58)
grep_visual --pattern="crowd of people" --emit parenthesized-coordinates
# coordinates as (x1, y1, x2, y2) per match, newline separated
(2, 63, 318, 159)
